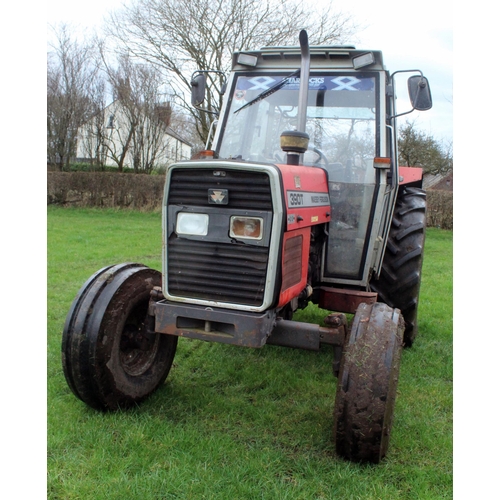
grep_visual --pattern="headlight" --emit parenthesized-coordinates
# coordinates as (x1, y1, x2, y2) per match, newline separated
(176, 212, 209, 236)
(230, 216, 263, 240)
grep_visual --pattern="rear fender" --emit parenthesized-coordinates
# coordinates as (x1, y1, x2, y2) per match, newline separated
(399, 166, 423, 187)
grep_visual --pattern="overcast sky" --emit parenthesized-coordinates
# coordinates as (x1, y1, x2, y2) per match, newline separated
(47, 0, 453, 144)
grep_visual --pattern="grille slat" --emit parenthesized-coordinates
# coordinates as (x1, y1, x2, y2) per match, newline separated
(171, 266, 267, 281)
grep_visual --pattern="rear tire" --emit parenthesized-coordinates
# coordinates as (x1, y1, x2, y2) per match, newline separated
(62, 263, 178, 411)
(370, 186, 426, 346)
(333, 302, 404, 463)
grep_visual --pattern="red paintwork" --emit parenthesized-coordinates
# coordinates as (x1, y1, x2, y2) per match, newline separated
(274, 164, 331, 306)
(275, 164, 331, 231)
(399, 166, 423, 185)
(277, 227, 311, 308)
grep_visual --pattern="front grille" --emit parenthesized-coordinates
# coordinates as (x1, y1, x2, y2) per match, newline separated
(168, 238, 268, 306)
(166, 167, 274, 307)
(168, 169, 273, 210)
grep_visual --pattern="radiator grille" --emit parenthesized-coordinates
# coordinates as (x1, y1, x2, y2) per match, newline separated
(168, 238, 268, 306)
(166, 167, 274, 307)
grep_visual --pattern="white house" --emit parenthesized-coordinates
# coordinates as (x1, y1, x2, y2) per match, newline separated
(76, 100, 192, 169)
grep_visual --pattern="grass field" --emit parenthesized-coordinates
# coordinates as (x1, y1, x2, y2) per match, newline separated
(47, 207, 452, 499)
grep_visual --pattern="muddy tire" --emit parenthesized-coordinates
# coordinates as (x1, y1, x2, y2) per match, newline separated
(333, 302, 404, 463)
(62, 263, 178, 411)
(370, 186, 426, 346)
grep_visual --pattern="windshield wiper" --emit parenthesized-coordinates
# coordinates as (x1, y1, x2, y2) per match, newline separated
(234, 69, 300, 114)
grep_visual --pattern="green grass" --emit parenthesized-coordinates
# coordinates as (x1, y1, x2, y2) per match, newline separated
(47, 207, 452, 499)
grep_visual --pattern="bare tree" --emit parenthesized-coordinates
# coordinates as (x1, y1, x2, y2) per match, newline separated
(100, 56, 138, 171)
(47, 25, 101, 169)
(169, 111, 203, 154)
(102, 54, 174, 172)
(77, 72, 108, 168)
(105, 0, 358, 143)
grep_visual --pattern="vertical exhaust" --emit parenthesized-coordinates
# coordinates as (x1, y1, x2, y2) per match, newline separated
(297, 30, 311, 134)
(280, 30, 311, 165)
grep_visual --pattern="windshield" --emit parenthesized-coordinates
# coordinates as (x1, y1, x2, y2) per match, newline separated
(218, 71, 382, 280)
(218, 72, 378, 178)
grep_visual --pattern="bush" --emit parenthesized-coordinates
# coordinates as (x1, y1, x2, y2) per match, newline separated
(47, 172, 165, 210)
(426, 190, 453, 230)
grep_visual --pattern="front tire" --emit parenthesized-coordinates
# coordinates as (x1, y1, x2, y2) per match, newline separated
(62, 263, 178, 411)
(333, 302, 404, 463)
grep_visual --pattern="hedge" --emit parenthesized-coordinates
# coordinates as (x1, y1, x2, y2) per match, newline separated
(425, 190, 453, 230)
(47, 172, 165, 211)
(47, 172, 452, 228)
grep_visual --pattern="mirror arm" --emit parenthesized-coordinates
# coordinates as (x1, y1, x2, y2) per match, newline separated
(193, 104, 219, 117)
(388, 106, 417, 122)
(387, 69, 423, 121)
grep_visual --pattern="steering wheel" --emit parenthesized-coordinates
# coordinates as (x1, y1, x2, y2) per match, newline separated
(274, 146, 329, 167)
(308, 146, 329, 167)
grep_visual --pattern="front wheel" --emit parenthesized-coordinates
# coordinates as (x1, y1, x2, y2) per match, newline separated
(62, 263, 178, 411)
(333, 302, 404, 463)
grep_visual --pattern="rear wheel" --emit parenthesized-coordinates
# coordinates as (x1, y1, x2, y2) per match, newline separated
(62, 263, 178, 411)
(370, 186, 426, 346)
(333, 302, 404, 463)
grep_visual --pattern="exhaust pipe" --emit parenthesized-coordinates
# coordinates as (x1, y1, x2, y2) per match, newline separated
(297, 29, 311, 134)
(280, 30, 311, 165)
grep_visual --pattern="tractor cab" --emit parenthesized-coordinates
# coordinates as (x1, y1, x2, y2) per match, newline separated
(194, 44, 431, 288)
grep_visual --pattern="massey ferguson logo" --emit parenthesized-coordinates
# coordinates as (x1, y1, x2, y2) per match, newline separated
(208, 189, 228, 204)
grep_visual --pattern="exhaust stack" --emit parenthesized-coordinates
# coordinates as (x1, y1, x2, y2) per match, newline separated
(280, 30, 311, 165)
(297, 29, 310, 134)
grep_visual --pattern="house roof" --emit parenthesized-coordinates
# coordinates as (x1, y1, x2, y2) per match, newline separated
(431, 171, 453, 191)
(165, 126, 192, 147)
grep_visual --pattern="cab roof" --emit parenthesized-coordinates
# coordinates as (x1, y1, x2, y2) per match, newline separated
(232, 46, 386, 72)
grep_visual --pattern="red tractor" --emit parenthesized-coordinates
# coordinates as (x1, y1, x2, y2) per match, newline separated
(62, 31, 432, 463)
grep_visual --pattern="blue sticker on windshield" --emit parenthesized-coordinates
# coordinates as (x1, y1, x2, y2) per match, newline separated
(237, 75, 374, 92)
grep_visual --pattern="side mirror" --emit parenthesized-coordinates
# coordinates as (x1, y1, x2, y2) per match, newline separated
(191, 72, 206, 107)
(408, 75, 432, 111)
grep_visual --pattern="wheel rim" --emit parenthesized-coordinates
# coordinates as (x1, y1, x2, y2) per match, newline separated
(119, 302, 160, 377)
